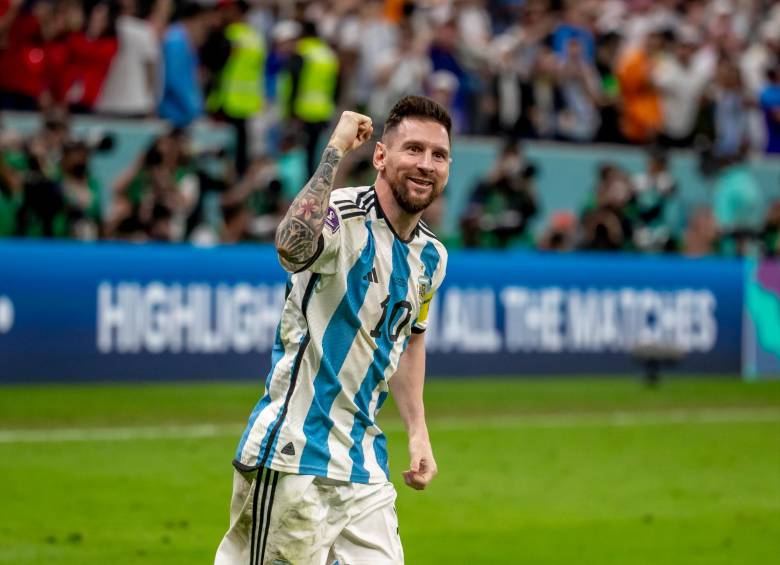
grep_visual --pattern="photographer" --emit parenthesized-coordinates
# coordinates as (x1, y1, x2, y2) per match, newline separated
(58, 140, 103, 239)
(219, 155, 285, 244)
(461, 140, 539, 248)
(110, 129, 223, 242)
(0, 136, 22, 236)
(14, 134, 68, 237)
(630, 148, 681, 253)
(579, 162, 634, 251)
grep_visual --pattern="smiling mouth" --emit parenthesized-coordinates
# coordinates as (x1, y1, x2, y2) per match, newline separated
(408, 177, 434, 188)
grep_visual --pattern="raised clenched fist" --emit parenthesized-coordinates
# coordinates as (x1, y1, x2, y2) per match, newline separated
(327, 111, 373, 155)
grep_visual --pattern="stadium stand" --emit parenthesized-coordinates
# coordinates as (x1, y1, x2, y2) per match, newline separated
(1, 0, 780, 254)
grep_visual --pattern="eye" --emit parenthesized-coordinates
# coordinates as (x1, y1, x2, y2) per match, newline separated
(407, 144, 422, 154)
(433, 152, 447, 161)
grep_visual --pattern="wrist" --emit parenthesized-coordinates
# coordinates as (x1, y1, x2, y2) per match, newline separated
(408, 426, 430, 444)
(325, 144, 346, 158)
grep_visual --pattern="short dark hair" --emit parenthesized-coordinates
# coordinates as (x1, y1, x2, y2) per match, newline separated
(383, 96, 452, 142)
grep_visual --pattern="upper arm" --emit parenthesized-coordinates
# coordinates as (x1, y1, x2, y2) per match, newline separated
(412, 244, 448, 334)
(407, 331, 425, 354)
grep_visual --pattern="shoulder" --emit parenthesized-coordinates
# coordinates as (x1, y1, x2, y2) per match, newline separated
(417, 219, 444, 245)
(328, 186, 377, 221)
(416, 220, 448, 265)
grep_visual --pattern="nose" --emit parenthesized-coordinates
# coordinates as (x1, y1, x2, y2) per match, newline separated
(417, 150, 435, 175)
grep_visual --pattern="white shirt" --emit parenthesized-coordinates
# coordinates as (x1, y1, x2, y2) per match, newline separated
(96, 16, 159, 115)
(653, 49, 716, 139)
(235, 186, 448, 484)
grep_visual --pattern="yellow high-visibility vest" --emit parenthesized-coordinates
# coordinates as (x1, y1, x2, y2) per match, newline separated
(280, 37, 339, 123)
(208, 22, 265, 118)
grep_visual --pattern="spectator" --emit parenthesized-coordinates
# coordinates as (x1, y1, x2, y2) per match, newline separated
(460, 141, 539, 249)
(428, 18, 469, 131)
(552, 1, 595, 64)
(206, 0, 265, 176)
(615, 28, 664, 144)
(110, 131, 199, 241)
(58, 140, 102, 239)
(277, 20, 339, 177)
(427, 70, 462, 134)
(653, 27, 716, 147)
(710, 59, 750, 161)
(528, 45, 563, 140)
(682, 206, 721, 257)
(352, 0, 398, 111)
(0, 0, 57, 110)
(264, 20, 299, 105)
(759, 68, 780, 154)
(96, 0, 162, 117)
(741, 21, 779, 99)
(593, 30, 623, 144)
(158, 2, 213, 128)
(59, 1, 120, 112)
(741, 21, 779, 150)
(580, 162, 633, 251)
(198, 1, 231, 100)
(556, 37, 601, 141)
(14, 132, 68, 237)
(219, 155, 285, 243)
(368, 24, 430, 123)
(631, 148, 681, 252)
(485, 34, 523, 137)
(713, 157, 763, 256)
(0, 130, 23, 236)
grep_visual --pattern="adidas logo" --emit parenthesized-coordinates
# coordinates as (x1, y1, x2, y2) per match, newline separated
(280, 442, 295, 456)
(363, 267, 379, 283)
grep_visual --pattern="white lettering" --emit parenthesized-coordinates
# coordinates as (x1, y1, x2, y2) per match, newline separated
(96, 282, 286, 354)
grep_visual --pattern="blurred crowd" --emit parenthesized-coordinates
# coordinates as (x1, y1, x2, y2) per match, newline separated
(1, 0, 780, 255)
(462, 141, 780, 257)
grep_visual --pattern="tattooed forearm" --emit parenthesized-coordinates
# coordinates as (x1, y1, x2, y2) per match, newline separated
(275, 146, 342, 268)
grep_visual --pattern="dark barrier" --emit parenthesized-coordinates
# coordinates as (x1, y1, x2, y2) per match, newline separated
(0, 241, 744, 383)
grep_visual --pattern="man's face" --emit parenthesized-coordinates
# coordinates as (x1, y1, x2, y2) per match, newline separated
(374, 118, 450, 214)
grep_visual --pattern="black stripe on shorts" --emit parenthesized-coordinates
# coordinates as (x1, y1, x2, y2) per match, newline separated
(259, 471, 280, 564)
(249, 467, 271, 565)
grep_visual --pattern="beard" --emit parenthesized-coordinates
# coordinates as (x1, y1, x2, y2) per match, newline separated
(388, 174, 443, 214)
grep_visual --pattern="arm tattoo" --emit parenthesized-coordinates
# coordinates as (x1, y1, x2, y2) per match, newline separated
(275, 146, 342, 267)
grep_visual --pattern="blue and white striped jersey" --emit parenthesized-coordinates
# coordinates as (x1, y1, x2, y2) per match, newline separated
(234, 186, 448, 484)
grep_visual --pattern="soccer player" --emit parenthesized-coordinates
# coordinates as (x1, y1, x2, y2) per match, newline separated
(215, 95, 451, 565)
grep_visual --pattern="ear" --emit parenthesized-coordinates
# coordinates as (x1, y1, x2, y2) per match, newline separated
(373, 141, 386, 173)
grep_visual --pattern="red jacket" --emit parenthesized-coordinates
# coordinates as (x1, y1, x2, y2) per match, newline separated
(57, 32, 118, 108)
(0, 5, 48, 98)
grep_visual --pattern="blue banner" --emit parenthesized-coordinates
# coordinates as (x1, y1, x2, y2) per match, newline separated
(0, 241, 744, 383)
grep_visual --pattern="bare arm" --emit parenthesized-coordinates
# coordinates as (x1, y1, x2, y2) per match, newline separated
(274, 111, 373, 271)
(389, 332, 437, 490)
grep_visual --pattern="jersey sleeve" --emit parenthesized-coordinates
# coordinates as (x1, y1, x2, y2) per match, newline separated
(412, 245, 448, 334)
(283, 205, 343, 276)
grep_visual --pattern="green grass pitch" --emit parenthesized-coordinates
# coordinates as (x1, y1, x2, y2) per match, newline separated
(0, 377, 778, 564)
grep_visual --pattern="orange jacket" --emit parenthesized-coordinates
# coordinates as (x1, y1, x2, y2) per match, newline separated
(616, 47, 663, 142)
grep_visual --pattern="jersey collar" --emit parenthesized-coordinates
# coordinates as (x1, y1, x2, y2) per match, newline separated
(370, 185, 420, 244)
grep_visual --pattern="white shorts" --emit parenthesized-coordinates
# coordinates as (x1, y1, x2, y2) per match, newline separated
(215, 468, 404, 565)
